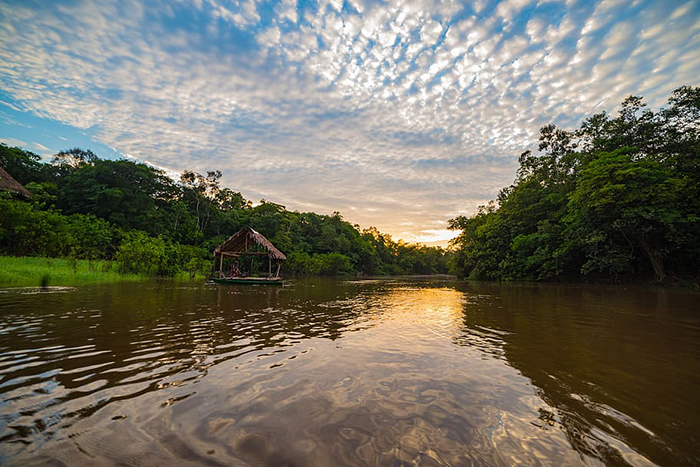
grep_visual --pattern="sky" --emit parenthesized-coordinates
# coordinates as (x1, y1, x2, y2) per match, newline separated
(1, 0, 698, 246)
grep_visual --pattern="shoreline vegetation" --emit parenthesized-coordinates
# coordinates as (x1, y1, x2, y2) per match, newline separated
(0, 255, 456, 288)
(0, 255, 144, 287)
(1, 143, 451, 286)
(2, 87, 698, 287)
(448, 86, 699, 285)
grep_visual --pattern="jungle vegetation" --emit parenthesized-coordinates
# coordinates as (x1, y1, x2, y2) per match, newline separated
(449, 86, 700, 283)
(0, 145, 450, 278)
(4, 87, 697, 283)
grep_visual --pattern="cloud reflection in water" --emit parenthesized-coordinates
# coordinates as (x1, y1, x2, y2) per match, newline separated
(1, 280, 695, 465)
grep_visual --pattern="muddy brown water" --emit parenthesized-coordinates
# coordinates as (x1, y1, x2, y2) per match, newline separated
(0, 278, 698, 466)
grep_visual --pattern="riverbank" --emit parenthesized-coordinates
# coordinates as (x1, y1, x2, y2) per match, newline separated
(0, 256, 141, 286)
(0, 256, 204, 287)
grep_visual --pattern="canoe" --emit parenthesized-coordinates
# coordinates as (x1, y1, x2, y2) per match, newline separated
(212, 277, 283, 286)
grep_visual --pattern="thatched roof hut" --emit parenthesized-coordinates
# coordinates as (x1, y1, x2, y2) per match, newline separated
(213, 227, 286, 280)
(214, 227, 287, 260)
(0, 167, 31, 199)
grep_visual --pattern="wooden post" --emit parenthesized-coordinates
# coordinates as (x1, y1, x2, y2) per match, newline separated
(275, 262, 281, 278)
(219, 253, 223, 277)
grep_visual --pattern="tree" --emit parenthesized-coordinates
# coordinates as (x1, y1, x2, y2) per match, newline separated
(52, 148, 98, 168)
(1, 142, 452, 278)
(449, 86, 700, 282)
(566, 149, 684, 281)
(0, 143, 48, 184)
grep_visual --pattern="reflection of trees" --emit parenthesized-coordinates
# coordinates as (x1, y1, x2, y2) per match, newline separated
(453, 282, 700, 466)
(0, 279, 377, 444)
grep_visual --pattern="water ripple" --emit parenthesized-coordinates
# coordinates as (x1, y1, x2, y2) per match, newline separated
(0, 279, 697, 466)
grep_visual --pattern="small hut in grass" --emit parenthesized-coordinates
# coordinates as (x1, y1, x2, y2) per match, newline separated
(0, 167, 31, 199)
(213, 227, 287, 282)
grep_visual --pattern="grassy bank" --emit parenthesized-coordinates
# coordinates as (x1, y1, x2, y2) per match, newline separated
(0, 256, 203, 287)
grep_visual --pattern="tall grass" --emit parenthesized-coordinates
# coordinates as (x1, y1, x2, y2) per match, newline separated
(0, 256, 146, 286)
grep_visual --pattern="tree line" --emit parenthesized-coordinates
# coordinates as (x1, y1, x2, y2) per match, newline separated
(0, 145, 450, 277)
(448, 86, 699, 283)
(4, 86, 696, 283)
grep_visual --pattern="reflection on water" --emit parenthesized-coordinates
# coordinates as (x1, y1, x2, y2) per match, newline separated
(456, 283, 700, 467)
(0, 279, 697, 466)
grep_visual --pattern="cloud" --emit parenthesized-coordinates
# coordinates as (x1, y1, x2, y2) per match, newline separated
(0, 0, 699, 244)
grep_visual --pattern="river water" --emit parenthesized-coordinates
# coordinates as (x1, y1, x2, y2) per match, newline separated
(0, 278, 697, 466)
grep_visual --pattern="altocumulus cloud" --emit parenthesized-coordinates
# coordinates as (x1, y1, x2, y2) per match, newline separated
(0, 0, 698, 245)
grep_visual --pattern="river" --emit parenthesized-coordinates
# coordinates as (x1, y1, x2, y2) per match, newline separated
(0, 278, 697, 466)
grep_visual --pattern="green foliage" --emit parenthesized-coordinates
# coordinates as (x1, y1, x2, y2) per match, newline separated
(56, 159, 178, 234)
(286, 252, 354, 276)
(1, 139, 450, 279)
(0, 143, 49, 184)
(52, 148, 98, 168)
(178, 244, 214, 278)
(68, 214, 118, 260)
(0, 193, 73, 257)
(0, 194, 118, 260)
(566, 149, 685, 279)
(114, 232, 171, 276)
(115, 232, 212, 277)
(449, 86, 700, 283)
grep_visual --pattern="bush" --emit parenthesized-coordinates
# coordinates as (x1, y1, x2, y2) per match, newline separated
(115, 231, 211, 277)
(178, 244, 213, 278)
(285, 251, 353, 276)
(0, 195, 73, 257)
(115, 232, 176, 276)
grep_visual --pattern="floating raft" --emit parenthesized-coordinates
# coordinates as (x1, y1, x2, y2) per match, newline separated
(212, 277, 283, 286)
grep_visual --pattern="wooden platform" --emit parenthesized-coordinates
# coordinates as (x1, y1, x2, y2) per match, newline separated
(212, 277, 283, 286)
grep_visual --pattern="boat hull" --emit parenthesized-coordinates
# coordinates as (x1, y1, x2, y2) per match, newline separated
(212, 277, 283, 286)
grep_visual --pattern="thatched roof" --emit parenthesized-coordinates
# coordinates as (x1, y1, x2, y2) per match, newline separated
(214, 227, 287, 260)
(0, 167, 31, 198)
